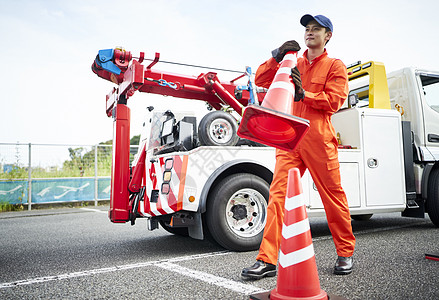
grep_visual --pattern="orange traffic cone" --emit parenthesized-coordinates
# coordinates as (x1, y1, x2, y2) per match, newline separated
(237, 51, 309, 152)
(250, 168, 328, 300)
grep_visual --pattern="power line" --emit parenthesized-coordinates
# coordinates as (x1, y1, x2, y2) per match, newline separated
(142, 58, 244, 74)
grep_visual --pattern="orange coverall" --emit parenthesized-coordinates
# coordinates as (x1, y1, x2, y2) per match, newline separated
(255, 49, 355, 265)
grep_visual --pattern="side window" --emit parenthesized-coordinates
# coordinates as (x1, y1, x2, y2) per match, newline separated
(348, 75, 370, 108)
(420, 75, 439, 113)
(349, 86, 369, 108)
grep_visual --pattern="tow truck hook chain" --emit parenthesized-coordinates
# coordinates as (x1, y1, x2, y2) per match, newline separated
(145, 77, 179, 90)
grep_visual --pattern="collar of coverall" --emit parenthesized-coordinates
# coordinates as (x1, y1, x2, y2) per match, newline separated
(302, 49, 328, 64)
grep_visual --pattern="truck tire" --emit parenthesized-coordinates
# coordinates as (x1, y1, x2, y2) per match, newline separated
(351, 214, 373, 221)
(198, 111, 239, 146)
(427, 168, 439, 227)
(206, 173, 269, 251)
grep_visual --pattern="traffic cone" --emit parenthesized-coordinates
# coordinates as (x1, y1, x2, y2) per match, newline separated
(237, 51, 309, 152)
(250, 168, 328, 300)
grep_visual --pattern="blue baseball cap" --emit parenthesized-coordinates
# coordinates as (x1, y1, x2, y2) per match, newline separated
(300, 14, 333, 32)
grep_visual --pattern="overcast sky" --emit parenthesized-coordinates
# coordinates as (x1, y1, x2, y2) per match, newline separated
(1, 0, 438, 145)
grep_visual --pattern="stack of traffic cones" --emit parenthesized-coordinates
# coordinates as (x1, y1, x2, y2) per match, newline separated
(237, 51, 309, 152)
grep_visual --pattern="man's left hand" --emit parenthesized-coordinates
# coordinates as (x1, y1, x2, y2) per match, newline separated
(291, 67, 305, 101)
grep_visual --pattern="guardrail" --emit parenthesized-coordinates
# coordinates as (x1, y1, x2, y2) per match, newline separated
(0, 143, 139, 210)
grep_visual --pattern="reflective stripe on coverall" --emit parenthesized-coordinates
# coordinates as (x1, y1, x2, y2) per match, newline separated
(255, 50, 356, 265)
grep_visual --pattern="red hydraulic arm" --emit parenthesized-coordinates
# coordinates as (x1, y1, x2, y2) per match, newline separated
(91, 48, 264, 223)
(92, 48, 263, 117)
(109, 102, 131, 223)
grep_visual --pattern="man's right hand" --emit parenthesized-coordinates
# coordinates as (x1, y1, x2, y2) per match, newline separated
(272, 40, 301, 63)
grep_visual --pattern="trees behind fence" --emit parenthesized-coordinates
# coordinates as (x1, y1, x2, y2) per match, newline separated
(0, 139, 139, 210)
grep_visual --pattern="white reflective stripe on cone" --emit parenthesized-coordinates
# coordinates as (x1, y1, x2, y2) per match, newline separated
(284, 194, 305, 211)
(269, 81, 294, 94)
(278, 243, 315, 268)
(282, 218, 310, 239)
(276, 67, 293, 75)
(282, 53, 298, 65)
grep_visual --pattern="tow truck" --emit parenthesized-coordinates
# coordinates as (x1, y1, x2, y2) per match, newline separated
(92, 48, 439, 251)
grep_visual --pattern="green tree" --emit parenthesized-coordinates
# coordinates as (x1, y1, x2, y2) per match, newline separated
(63, 147, 89, 177)
(60, 135, 140, 177)
(130, 135, 140, 145)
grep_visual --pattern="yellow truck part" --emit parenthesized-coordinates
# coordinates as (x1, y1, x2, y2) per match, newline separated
(347, 61, 391, 109)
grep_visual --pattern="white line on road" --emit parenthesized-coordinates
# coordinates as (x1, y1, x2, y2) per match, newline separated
(79, 208, 107, 214)
(157, 262, 265, 295)
(0, 250, 265, 295)
(0, 251, 231, 289)
(1, 221, 426, 292)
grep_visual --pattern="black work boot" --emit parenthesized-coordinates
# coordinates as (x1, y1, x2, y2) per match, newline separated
(241, 260, 276, 279)
(333, 256, 353, 275)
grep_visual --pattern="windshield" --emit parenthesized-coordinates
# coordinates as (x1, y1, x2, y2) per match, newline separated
(420, 75, 439, 113)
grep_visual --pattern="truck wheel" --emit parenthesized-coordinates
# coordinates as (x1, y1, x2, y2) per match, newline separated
(351, 214, 373, 221)
(159, 220, 189, 236)
(206, 173, 269, 251)
(198, 111, 239, 146)
(427, 168, 439, 227)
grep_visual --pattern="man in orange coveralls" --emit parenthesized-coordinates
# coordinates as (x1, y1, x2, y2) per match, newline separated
(241, 14, 355, 278)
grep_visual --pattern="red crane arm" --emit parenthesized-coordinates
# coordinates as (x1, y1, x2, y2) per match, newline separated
(92, 48, 264, 117)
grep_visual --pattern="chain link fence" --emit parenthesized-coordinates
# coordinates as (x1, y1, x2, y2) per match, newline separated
(0, 143, 138, 210)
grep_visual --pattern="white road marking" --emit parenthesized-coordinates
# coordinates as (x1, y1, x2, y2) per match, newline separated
(0, 250, 265, 295)
(79, 208, 107, 214)
(1, 221, 426, 292)
(157, 262, 265, 295)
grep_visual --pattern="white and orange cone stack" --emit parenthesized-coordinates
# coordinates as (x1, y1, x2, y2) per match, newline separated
(237, 51, 309, 152)
(262, 52, 298, 114)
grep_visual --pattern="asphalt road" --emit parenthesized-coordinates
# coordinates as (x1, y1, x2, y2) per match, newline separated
(0, 206, 438, 299)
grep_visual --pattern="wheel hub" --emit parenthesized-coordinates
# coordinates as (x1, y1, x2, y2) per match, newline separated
(231, 204, 247, 220)
(225, 189, 267, 238)
(210, 118, 232, 143)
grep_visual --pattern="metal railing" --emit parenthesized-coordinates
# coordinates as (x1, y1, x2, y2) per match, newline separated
(0, 143, 138, 210)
